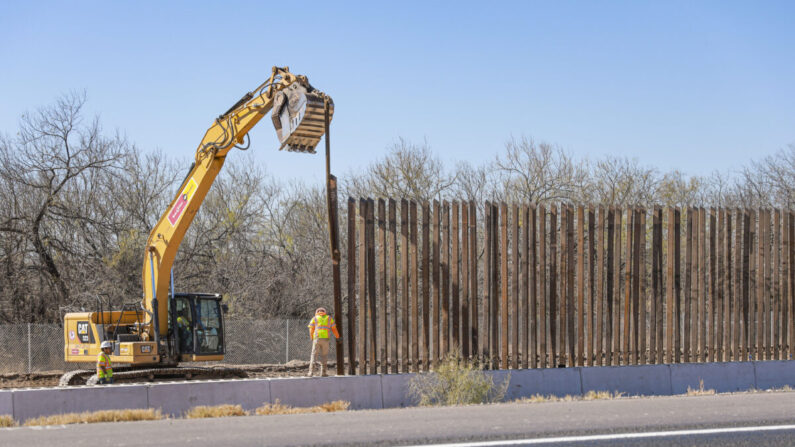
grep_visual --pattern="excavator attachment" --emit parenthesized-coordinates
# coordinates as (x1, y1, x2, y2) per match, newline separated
(271, 81, 333, 153)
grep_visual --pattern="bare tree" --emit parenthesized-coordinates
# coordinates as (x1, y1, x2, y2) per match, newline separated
(493, 137, 589, 203)
(586, 156, 662, 206)
(0, 93, 126, 320)
(653, 169, 705, 208)
(738, 144, 795, 208)
(450, 160, 496, 204)
(344, 138, 455, 201)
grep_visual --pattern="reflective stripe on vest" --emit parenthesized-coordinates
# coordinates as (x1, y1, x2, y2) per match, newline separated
(97, 352, 113, 378)
(315, 315, 331, 339)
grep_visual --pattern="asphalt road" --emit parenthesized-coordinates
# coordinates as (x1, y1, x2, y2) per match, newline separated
(2, 392, 793, 446)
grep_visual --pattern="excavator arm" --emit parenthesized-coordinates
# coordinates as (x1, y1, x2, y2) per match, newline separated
(141, 66, 333, 347)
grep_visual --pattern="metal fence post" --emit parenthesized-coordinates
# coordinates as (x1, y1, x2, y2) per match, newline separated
(286, 320, 290, 363)
(27, 323, 32, 373)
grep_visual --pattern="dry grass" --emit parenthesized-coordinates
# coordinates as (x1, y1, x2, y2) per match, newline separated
(583, 390, 625, 400)
(24, 409, 161, 426)
(0, 415, 16, 427)
(516, 390, 624, 404)
(686, 379, 716, 396)
(185, 404, 248, 419)
(255, 399, 350, 415)
(516, 394, 576, 403)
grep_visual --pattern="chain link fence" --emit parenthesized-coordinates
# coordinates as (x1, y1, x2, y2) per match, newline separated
(0, 318, 338, 373)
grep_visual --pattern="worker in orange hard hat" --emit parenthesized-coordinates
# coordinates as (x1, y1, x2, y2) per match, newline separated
(307, 307, 340, 377)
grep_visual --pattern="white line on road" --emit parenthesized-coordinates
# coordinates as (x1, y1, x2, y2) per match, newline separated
(408, 424, 795, 446)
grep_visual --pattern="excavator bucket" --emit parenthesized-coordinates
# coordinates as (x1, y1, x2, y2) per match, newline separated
(271, 81, 333, 154)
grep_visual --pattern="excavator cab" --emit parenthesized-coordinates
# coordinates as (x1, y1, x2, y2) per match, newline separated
(168, 293, 225, 361)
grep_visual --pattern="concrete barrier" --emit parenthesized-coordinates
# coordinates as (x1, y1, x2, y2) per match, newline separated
(147, 379, 271, 417)
(669, 362, 755, 394)
(500, 368, 582, 400)
(581, 364, 672, 396)
(0, 390, 13, 416)
(270, 375, 383, 410)
(12, 384, 148, 422)
(381, 373, 415, 408)
(753, 360, 795, 390)
(3, 360, 792, 421)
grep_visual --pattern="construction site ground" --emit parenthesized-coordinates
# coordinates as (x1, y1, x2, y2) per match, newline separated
(0, 360, 319, 389)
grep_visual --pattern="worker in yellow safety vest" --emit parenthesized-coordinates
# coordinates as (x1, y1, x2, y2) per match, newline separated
(177, 310, 193, 352)
(307, 307, 340, 377)
(97, 340, 114, 384)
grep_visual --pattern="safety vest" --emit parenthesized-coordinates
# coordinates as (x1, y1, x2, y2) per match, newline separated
(313, 315, 333, 339)
(177, 316, 189, 327)
(97, 352, 113, 378)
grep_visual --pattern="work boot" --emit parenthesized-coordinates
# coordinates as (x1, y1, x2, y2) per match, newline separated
(321, 366, 328, 377)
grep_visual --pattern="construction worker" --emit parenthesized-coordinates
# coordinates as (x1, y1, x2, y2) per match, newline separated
(177, 309, 192, 352)
(307, 307, 340, 377)
(97, 341, 113, 384)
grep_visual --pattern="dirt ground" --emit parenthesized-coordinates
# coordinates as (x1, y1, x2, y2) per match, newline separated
(0, 360, 332, 389)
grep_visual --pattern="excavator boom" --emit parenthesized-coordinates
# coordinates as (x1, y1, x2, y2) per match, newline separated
(143, 67, 333, 351)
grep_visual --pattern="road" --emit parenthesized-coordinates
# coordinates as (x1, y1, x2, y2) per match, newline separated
(1, 391, 793, 446)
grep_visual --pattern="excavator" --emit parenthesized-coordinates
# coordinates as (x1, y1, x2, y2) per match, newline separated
(60, 67, 333, 386)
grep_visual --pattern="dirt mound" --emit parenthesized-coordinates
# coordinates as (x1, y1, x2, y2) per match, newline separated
(0, 372, 62, 389)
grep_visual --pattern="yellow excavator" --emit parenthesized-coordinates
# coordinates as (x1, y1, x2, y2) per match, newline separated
(60, 67, 333, 385)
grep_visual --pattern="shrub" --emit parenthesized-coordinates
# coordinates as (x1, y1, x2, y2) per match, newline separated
(409, 351, 509, 406)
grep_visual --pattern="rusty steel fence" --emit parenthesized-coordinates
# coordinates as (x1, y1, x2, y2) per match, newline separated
(341, 199, 795, 374)
(5, 203, 794, 376)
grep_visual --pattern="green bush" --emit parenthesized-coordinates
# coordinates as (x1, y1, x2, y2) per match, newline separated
(409, 351, 509, 406)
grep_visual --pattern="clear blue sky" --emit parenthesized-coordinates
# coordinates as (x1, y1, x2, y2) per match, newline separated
(1, 1, 793, 185)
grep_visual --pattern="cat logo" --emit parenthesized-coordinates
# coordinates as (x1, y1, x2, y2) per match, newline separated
(76, 321, 92, 343)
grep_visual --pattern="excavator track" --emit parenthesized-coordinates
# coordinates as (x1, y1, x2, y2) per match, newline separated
(58, 366, 134, 387)
(60, 366, 248, 387)
(59, 369, 94, 387)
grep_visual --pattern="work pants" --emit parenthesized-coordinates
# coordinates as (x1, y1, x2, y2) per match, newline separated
(309, 338, 330, 376)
